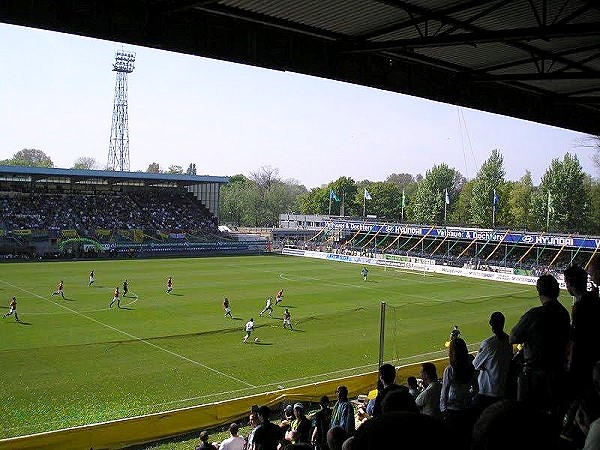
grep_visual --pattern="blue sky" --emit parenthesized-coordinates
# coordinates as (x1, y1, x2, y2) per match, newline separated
(0, 23, 595, 189)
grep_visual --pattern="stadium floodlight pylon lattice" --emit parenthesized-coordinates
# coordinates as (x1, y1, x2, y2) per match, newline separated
(107, 50, 135, 171)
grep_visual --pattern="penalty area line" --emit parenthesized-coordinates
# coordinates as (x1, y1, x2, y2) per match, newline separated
(0, 279, 255, 388)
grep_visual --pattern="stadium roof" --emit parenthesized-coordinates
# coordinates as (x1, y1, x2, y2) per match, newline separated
(0, 165, 228, 187)
(1, 0, 599, 135)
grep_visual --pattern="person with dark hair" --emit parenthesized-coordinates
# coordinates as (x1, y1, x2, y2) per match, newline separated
(415, 362, 442, 419)
(440, 337, 477, 447)
(285, 403, 311, 445)
(372, 363, 408, 417)
(311, 396, 332, 450)
(2, 297, 19, 322)
(218, 422, 245, 450)
(473, 311, 513, 412)
(326, 426, 348, 450)
(509, 274, 571, 415)
(381, 388, 418, 413)
(330, 385, 355, 436)
(406, 376, 421, 398)
(581, 361, 600, 450)
(471, 399, 557, 450)
(252, 405, 284, 450)
(587, 255, 600, 294)
(246, 412, 260, 450)
(195, 430, 218, 450)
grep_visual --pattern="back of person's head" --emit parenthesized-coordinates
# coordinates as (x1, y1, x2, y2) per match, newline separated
(352, 412, 455, 450)
(449, 337, 474, 383)
(564, 265, 588, 292)
(320, 395, 329, 407)
(421, 362, 438, 381)
(199, 430, 209, 442)
(381, 388, 418, 413)
(407, 376, 418, 389)
(337, 385, 349, 401)
(327, 426, 348, 450)
(258, 405, 271, 421)
(379, 363, 396, 385)
(536, 274, 560, 300)
(489, 311, 505, 332)
(282, 444, 313, 449)
(471, 400, 557, 450)
(229, 422, 239, 435)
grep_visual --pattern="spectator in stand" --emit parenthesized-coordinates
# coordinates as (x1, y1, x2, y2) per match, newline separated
(245, 412, 260, 450)
(372, 363, 408, 417)
(252, 406, 283, 450)
(330, 385, 355, 436)
(218, 422, 245, 450)
(440, 337, 478, 448)
(509, 274, 571, 415)
(415, 362, 443, 419)
(561, 265, 600, 443)
(311, 396, 332, 450)
(381, 388, 418, 413)
(587, 255, 600, 295)
(472, 311, 514, 412)
(471, 399, 558, 450)
(326, 426, 348, 450)
(285, 403, 311, 445)
(407, 376, 421, 399)
(195, 431, 218, 450)
(580, 361, 600, 450)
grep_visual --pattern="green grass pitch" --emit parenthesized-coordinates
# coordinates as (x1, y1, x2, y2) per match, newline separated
(0, 254, 566, 438)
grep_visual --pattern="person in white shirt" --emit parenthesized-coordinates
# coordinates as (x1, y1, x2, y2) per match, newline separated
(415, 362, 442, 419)
(473, 311, 513, 412)
(259, 297, 273, 317)
(219, 422, 245, 450)
(243, 319, 255, 343)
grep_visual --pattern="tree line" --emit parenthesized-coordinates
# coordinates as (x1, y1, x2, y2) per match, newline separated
(2, 145, 599, 234)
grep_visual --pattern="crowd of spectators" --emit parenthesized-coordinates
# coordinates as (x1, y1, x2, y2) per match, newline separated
(194, 257, 600, 450)
(0, 189, 217, 233)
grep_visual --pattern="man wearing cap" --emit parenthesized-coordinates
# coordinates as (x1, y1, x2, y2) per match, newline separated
(473, 311, 514, 412)
(252, 405, 283, 450)
(285, 402, 311, 445)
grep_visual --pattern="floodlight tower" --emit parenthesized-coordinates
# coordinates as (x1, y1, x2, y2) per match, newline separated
(107, 50, 135, 171)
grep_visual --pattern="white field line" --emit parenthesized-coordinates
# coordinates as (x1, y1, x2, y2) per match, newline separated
(0, 280, 255, 388)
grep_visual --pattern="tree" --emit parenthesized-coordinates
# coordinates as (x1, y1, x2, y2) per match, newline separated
(298, 187, 329, 215)
(1, 149, 54, 167)
(146, 162, 161, 173)
(72, 157, 99, 170)
(167, 165, 183, 174)
(408, 163, 464, 224)
(186, 163, 197, 175)
(330, 176, 358, 216)
(584, 176, 600, 235)
(533, 153, 590, 232)
(470, 149, 506, 227)
(449, 179, 475, 225)
(508, 171, 534, 229)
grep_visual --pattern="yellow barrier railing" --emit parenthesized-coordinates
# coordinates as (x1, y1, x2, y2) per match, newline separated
(0, 358, 450, 450)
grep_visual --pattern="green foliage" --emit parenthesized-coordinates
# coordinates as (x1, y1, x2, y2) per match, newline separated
(507, 171, 534, 229)
(357, 181, 403, 220)
(186, 163, 197, 175)
(536, 153, 590, 232)
(408, 164, 463, 224)
(146, 162, 161, 173)
(449, 180, 475, 225)
(470, 149, 506, 226)
(167, 165, 183, 174)
(72, 157, 99, 170)
(1, 148, 54, 167)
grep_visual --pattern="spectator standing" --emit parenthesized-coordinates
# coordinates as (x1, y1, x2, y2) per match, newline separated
(311, 396, 332, 450)
(245, 413, 260, 450)
(472, 311, 514, 412)
(286, 402, 311, 445)
(407, 376, 421, 399)
(252, 405, 284, 450)
(195, 431, 218, 450)
(330, 385, 355, 436)
(509, 274, 571, 415)
(415, 362, 442, 419)
(440, 337, 478, 447)
(218, 422, 245, 450)
(372, 363, 408, 417)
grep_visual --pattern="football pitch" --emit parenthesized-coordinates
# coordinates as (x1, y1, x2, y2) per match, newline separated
(0, 254, 551, 438)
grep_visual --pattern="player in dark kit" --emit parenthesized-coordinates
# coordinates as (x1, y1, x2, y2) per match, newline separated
(52, 281, 65, 299)
(2, 297, 19, 322)
(89, 271, 95, 286)
(109, 287, 120, 308)
(223, 297, 232, 318)
(166, 277, 173, 294)
(123, 279, 128, 297)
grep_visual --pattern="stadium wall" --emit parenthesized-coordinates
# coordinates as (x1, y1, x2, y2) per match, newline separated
(0, 360, 448, 450)
(281, 248, 568, 289)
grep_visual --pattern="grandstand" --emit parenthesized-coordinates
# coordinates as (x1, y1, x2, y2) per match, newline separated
(0, 166, 268, 258)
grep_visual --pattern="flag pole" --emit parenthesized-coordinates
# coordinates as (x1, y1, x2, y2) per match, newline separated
(363, 193, 366, 217)
(328, 191, 332, 215)
(444, 190, 447, 223)
(546, 191, 551, 231)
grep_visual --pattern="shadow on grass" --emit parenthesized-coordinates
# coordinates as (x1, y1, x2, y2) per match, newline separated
(17, 321, 32, 325)
(279, 304, 296, 308)
(118, 306, 133, 310)
(231, 317, 243, 321)
(168, 293, 184, 296)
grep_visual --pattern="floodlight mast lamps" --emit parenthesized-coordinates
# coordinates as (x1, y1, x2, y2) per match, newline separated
(108, 50, 135, 171)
